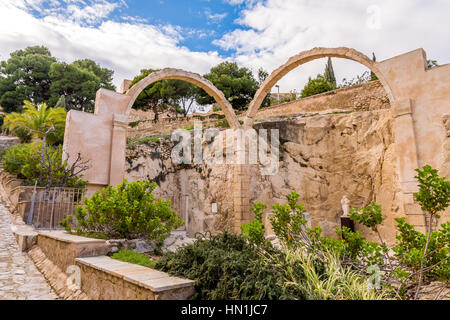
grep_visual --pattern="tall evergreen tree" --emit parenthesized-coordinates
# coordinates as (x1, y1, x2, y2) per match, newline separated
(196, 62, 259, 111)
(371, 52, 378, 81)
(0, 46, 56, 112)
(324, 57, 336, 89)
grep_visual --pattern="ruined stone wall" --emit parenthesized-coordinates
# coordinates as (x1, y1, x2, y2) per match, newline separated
(128, 117, 222, 138)
(442, 114, 450, 223)
(127, 80, 389, 138)
(125, 109, 404, 243)
(255, 80, 389, 119)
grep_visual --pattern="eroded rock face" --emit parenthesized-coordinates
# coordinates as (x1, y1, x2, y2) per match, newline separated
(253, 110, 403, 242)
(125, 137, 234, 236)
(125, 110, 404, 243)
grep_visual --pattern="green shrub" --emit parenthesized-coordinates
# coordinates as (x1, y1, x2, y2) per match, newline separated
(60, 180, 184, 246)
(1, 142, 37, 178)
(300, 75, 333, 98)
(111, 250, 156, 268)
(10, 127, 32, 143)
(269, 191, 307, 247)
(349, 201, 384, 232)
(393, 218, 450, 281)
(240, 202, 269, 247)
(1, 142, 87, 188)
(155, 232, 306, 300)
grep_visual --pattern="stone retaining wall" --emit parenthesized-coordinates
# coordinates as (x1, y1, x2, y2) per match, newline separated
(37, 232, 110, 272)
(255, 80, 389, 119)
(34, 231, 196, 300)
(76, 256, 195, 300)
(126, 81, 388, 137)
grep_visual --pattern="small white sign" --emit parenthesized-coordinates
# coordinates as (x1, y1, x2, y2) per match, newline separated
(211, 203, 218, 213)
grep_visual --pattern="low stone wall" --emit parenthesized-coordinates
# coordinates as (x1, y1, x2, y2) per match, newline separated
(34, 232, 196, 300)
(37, 232, 111, 272)
(0, 136, 20, 150)
(128, 116, 222, 138)
(76, 256, 195, 300)
(255, 80, 389, 119)
(0, 169, 24, 214)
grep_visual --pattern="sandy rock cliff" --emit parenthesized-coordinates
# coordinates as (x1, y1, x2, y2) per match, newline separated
(125, 109, 406, 243)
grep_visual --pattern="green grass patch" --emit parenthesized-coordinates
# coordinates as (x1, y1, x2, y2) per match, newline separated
(76, 232, 109, 240)
(111, 250, 156, 269)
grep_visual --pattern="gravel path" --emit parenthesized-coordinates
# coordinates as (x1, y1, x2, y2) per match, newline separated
(0, 203, 57, 300)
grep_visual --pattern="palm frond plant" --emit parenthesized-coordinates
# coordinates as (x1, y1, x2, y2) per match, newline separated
(2, 100, 66, 145)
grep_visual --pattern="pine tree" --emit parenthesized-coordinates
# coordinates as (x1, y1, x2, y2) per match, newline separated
(371, 52, 378, 81)
(324, 57, 336, 89)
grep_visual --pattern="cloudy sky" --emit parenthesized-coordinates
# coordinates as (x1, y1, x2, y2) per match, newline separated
(1, 0, 449, 93)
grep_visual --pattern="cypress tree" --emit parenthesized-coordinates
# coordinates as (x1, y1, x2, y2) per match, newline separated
(371, 52, 378, 81)
(324, 57, 336, 89)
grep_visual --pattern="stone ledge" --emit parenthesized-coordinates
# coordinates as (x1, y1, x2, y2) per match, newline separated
(38, 231, 107, 244)
(37, 231, 111, 272)
(13, 226, 38, 252)
(76, 256, 195, 293)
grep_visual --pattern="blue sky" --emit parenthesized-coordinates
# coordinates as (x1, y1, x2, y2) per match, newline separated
(1, 0, 449, 93)
(26, 0, 247, 55)
(122, 0, 245, 55)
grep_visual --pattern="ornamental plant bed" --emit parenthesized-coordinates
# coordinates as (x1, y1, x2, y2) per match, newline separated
(156, 165, 449, 300)
(60, 179, 185, 252)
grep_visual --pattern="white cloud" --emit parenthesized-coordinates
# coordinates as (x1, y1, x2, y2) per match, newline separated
(216, 0, 450, 93)
(206, 12, 228, 24)
(0, 0, 223, 89)
(1, 0, 449, 96)
(66, 1, 120, 25)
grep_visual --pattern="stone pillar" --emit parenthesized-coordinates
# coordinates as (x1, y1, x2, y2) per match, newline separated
(109, 113, 128, 186)
(232, 164, 251, 233)
(392, 98, 426, 232)
(120, 79, 132, 94)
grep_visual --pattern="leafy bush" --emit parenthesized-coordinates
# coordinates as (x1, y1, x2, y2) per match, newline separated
(393, 218, 450, 282)
(239, 166, 449, 300)
(111, 250, 156, 269)
(240, 202, 268, 247)
(300, 75, 333, 98)
(60, 180, 184, 246)
(1, 142, 87, 188)
(10, 127, 32, 143)
(269, 191, 307, 247)
(155, 232, 306, 300)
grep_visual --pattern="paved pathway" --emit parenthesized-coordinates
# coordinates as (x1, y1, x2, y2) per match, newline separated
(0, 203, 57, 300)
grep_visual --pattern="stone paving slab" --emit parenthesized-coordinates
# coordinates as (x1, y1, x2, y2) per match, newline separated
(0, 202, 57, 300)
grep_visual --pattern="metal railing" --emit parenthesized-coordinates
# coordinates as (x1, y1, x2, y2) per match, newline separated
(25, 187, 85, 229)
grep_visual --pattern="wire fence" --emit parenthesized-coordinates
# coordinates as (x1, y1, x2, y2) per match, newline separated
(24, 187, 85, 229)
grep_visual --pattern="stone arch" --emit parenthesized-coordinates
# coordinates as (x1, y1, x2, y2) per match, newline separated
(125, 68, 240, 128)
(243, 47, 396, 127)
